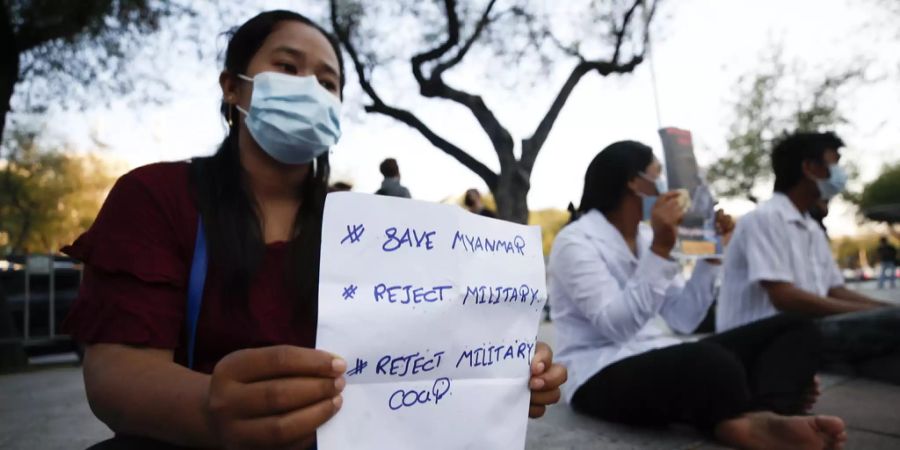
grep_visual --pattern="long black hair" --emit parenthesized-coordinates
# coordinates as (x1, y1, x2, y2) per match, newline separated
(189, 10, 345, 319)
(576, 140, 654, 218)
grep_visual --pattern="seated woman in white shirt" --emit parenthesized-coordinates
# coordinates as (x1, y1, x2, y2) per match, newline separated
(549, 141, 847, 450)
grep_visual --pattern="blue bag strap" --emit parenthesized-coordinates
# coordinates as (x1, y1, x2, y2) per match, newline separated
(186, 217, 208, 369)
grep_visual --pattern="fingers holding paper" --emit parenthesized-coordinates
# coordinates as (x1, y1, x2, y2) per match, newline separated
(206, 345, 346, 449)
(528, 341, 567, 418)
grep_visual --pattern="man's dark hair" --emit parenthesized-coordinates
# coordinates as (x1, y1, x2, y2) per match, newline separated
(380, 158, 400, 178)
(772, 131, 844, 193)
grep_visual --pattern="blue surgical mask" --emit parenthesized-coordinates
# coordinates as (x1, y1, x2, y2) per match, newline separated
(816, 164, 848, 200)
(236, 72, 341, 165)
(641, 196, 657, 222)
(637, 173, 667, 221)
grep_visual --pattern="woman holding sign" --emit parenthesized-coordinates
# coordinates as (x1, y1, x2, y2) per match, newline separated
(62, 10, 565, 449)
(549, 141, 847, 450)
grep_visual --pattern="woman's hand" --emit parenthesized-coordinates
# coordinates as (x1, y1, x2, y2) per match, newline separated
(703, 209, 736, 265)
(714, 209, 736, 247)
(650, 192, 685, 258)
(528, 341, 567, 418)
(206, 345, 346, 450)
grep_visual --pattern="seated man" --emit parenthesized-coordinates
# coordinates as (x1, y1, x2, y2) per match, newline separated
(718, 131, 900, 384)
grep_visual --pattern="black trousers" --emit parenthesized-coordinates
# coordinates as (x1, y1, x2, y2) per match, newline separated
(819, 306, 900, 385)
(571, 314, 821, 430)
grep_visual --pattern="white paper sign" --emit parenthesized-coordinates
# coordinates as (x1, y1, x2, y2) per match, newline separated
(316, 192, 546, 450)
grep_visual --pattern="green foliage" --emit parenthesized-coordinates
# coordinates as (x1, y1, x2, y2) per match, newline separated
(859, 163, 900, 222)
(706, 49, 864, 202)
(0, 131, 119, 254)
(706, 60, 783, 203)
(860, 163, 900, 208)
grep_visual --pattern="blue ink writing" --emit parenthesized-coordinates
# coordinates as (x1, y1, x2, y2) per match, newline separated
(455, 341, 535, 368)
(462, 284, 540, 306)
(388, 377, 452, 411)
(382, 227, 436, 252)
(341, 224, 365, 244)
(374, 284, 453, 304)
(342, 285, 358, 300)
(451, 232, 526, 256)
(376, 350, 445, 377)
(346, 358, 368, 376)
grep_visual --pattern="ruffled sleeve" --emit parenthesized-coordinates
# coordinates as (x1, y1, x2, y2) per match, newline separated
(62, 164, 194, 349)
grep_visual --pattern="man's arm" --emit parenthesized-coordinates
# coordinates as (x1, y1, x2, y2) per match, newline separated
(828, 285, 890, 308)
(762, 281, 878, 317)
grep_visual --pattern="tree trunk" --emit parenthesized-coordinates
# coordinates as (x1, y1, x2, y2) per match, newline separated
(493, 162, 530, 224)
(0, 3, 19, 143)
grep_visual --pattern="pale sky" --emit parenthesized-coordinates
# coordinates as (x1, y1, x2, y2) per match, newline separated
(33, 0, 900, 237)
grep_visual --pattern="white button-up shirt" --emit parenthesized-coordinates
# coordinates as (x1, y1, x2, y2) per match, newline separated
(548, 210, 721, 403)
(716, 193, 844, 332)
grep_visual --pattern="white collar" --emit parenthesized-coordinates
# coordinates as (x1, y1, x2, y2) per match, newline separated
(578, 209, 650, 263)
(769, 192, 814, 227)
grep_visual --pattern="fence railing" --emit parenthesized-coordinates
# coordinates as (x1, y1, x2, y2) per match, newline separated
(1, 254, 82, 345)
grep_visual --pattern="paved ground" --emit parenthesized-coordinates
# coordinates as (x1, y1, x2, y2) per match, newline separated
(1, 283, 898, 449)
(0, 366, 112, 449)
(526, 283, 900, 449)
(525, 375, 900, 449)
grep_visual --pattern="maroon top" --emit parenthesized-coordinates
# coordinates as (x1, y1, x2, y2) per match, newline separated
(62, 162, 315, 373)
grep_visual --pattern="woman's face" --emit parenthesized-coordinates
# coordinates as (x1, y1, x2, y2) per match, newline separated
(223, 21, 342, 112)
(632, 157, 663, 196)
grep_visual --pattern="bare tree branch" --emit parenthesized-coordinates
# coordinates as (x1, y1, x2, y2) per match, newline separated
(642, 0, 661, 49)
(330, 0, 499, 189)
(546, 32, 584, 61)
(520, 0, 652, 172)
(612, 0, 644, 64)
(410, 0, 461, 86)
(363, 101, 499, 190)
(407, 0, 514, 162)
(332, 0, 659, 222)
(520, 55, 644, 172)
(431, 0, 498, 78)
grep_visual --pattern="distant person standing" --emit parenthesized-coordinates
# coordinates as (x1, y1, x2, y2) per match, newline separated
(328, 181, 353, 193)
(375, 158, 411, 198)
(463, 189, 496, 218)
(877, 236, 897, 289)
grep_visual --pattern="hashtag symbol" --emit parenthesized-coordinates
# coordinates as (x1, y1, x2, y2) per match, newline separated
(340, 224, 365, 245)
(346, 358, 368, 376)
(342, 285, 358, 300)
